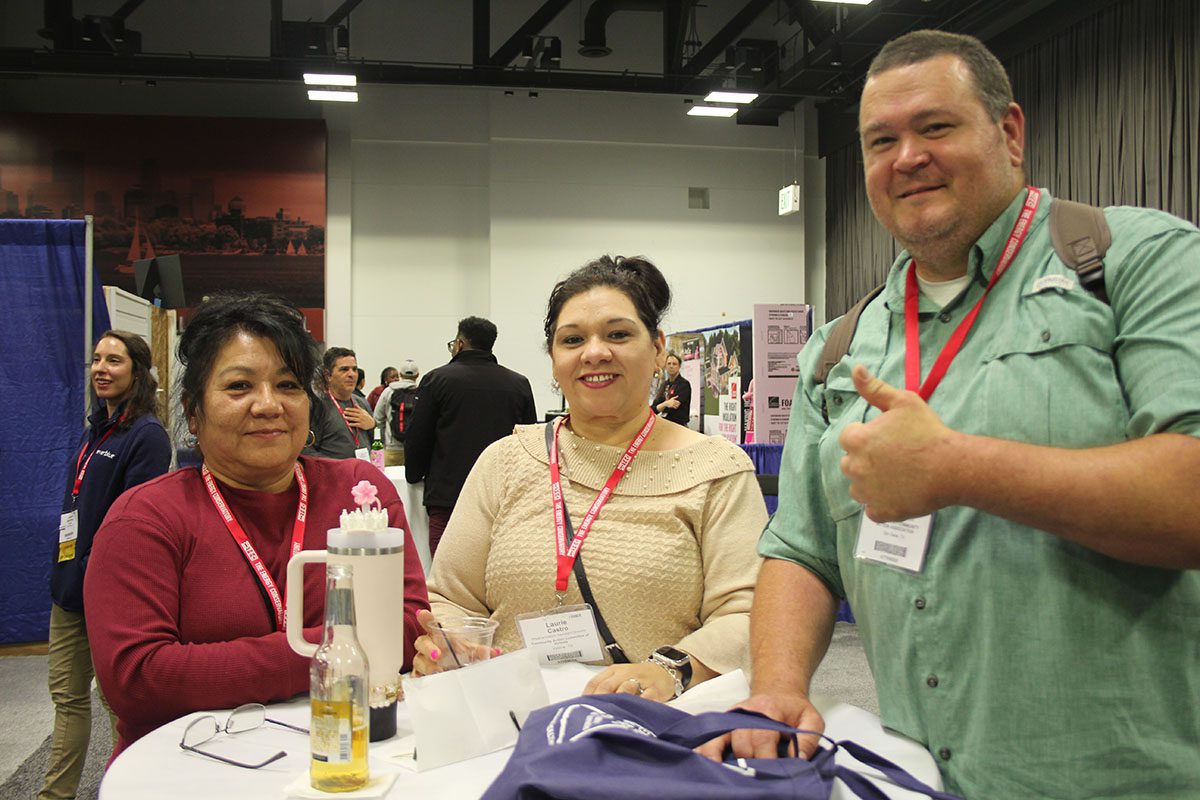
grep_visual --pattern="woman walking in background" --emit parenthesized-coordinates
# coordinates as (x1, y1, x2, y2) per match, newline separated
(41, 330, 171, 800)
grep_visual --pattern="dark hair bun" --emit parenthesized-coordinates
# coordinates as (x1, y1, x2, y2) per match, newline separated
(613, 255, 671, 322)
(543, 254, 672, 351)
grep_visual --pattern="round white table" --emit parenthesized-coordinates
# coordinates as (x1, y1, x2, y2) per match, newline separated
(383, 466, 430, 573)
(100, 665, 943, 799)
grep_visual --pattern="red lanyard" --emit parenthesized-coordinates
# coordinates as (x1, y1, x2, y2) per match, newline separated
(72, 412, 125, 498)
(201, 462, 308, 631)
(328, 391, 361, 447)
(905, 187, 1041, 401)
(548, 410, 656, 592)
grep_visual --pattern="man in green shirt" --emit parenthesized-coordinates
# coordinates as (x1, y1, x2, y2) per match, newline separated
(701, 30, 1200, 798)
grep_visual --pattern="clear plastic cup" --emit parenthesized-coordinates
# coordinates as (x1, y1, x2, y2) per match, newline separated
(433, 616, 499, 669)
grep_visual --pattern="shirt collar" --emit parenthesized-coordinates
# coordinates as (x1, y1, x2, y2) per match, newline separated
(452, 349, 498, 365)
(89, 399, 128, 431)
(883, 187, 1052, 313)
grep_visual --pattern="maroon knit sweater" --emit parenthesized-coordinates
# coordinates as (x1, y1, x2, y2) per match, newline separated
(84, 456, 429, 755)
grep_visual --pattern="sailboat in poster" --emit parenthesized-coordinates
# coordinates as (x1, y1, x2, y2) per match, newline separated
(115, 213, 156, 274)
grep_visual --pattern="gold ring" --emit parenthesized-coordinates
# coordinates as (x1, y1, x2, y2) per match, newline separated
(625, 678, 645, 695)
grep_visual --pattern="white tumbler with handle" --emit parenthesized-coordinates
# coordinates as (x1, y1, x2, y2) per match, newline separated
(287, 507, 407, 742)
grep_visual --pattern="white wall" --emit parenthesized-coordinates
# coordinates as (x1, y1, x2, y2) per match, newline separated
(0, 74, 822, 417)
(338, 86, 812, 414)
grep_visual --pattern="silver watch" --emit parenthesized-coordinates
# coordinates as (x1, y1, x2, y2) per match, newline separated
(649, 646, 692, 697)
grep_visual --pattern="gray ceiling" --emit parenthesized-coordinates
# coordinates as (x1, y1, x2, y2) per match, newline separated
(0, 0, 1109, 151)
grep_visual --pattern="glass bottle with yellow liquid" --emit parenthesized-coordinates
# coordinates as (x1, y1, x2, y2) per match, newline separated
(310, 563, 370, 792)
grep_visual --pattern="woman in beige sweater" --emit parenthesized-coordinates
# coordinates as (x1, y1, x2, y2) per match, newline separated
(413, 255, 767, 701)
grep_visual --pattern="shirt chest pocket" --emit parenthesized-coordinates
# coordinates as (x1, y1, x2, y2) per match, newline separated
(979, 288, 1129, 447)
(817, 369, 869, 523)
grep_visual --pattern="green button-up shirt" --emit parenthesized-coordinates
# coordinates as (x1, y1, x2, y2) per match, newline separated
(761, 189, 1200, 798)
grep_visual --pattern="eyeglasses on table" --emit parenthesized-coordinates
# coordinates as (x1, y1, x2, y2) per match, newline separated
(178, 702, 309, 769)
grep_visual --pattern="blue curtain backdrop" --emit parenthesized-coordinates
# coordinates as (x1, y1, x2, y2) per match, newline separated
(0, 219, 110, 643)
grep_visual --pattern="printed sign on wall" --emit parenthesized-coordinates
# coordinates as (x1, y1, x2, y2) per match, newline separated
(751, 304, 812, 444)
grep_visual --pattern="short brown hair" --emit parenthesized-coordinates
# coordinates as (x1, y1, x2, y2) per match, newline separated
(866, 30, 1013, 121)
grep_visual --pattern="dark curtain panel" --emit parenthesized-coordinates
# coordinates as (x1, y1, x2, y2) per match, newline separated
(824, 0, 1200, 320)
(825, 146, 898, 323)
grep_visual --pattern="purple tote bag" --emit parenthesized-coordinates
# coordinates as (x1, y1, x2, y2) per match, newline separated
(483, 694, 962, 800)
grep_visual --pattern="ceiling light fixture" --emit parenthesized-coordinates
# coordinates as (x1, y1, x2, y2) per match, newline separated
(307, 89, 358, 102)
(688, 105, 738, 118)
(829, 40, 845, 67)
(811, 0, 872, 5)
(304, 73, 357, 86)
(704, 90, 758, 104)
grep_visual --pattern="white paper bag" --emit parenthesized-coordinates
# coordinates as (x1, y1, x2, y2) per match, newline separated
(403, 649, 549, 771)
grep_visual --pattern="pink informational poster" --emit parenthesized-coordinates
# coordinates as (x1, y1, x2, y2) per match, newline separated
(751, 304, 813, 444)
(717, 376, 741, 444)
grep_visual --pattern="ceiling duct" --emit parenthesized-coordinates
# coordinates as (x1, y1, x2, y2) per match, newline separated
(37, 0, 144, 55)
(578, 0, 666, 58)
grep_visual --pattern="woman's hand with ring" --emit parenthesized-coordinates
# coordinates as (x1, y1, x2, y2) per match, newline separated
(583, 663, 675, 702)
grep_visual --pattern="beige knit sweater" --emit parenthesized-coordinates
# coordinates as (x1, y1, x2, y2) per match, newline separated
(427, 422, 768, 676)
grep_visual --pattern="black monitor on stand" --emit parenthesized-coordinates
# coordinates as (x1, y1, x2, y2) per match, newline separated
(133, 254, 187, 309)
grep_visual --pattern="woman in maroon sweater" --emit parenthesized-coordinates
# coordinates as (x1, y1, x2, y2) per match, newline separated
(84, 293, 430, 756)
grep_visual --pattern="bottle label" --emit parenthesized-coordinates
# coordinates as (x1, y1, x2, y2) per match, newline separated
(311, 714, 353, 763)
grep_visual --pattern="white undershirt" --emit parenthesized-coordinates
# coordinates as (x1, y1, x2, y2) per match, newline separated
(916, 272, 972, 308)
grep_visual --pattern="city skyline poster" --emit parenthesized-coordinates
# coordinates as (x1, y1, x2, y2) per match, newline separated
(0, 112, 326, 320)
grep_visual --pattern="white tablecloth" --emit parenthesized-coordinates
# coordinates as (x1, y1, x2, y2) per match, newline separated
(383, 466, 430, 573)
(99, 665, 942, 800)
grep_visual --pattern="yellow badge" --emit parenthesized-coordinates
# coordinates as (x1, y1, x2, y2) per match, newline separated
(58, 540, 76, 562)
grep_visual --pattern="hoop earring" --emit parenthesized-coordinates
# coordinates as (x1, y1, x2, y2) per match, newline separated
(306, 429, 316, 447)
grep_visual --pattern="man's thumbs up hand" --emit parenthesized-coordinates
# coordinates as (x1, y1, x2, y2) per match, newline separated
(838, 365, 959, 521)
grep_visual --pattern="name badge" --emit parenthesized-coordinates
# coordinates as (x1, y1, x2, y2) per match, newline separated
(515, 605, 605, 665)
(854, 513, 932, 574)
(354, 447, 370, 462)
(58, 511, 79, 563)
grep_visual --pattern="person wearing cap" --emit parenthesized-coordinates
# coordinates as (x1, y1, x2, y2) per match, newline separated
(374, 359, 420, 467)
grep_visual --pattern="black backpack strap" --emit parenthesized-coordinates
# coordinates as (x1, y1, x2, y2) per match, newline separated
(1049, 198, 1111, 303)
(814, 283, 886, 424)
(542, 421, 630, 664)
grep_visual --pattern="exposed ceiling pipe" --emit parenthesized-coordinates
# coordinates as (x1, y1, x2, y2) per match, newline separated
(578, 0, 665, 58)
(111, 0, 147, 22)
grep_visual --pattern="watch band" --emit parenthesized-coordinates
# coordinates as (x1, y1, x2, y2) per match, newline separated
(649, 648, 692, 697)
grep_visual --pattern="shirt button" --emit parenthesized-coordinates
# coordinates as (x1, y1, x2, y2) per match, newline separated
(938, 312, 952, 323)
(938, 747, 952, 761)
(926, 674, 939, 688)
(832, 396, 843, 406)
(914, 597, 926, 610)
(1041, 329, 1051, 342)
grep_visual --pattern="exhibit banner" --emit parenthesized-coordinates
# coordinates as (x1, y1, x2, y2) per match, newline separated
(751, 304, 813, 444)
(718, 375, 741, 444)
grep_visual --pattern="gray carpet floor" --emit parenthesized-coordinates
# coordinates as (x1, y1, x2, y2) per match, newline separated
(0, 622, 876, 799)
(0, 654, 112, 800)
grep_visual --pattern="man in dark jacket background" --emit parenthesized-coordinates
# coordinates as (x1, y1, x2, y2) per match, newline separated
(404, 316, 536, 556)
